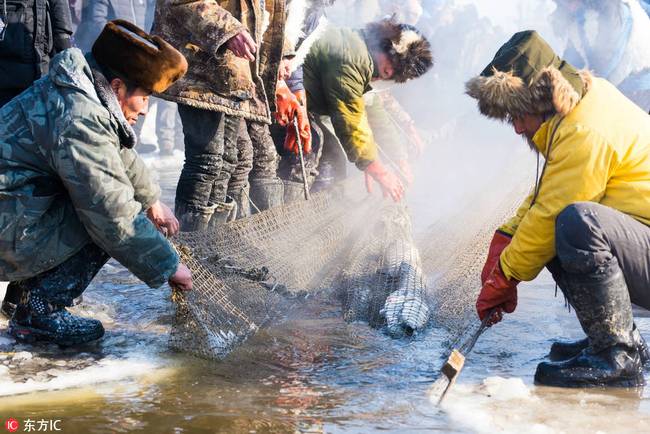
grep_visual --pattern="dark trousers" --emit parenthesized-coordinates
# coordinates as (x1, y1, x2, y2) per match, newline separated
(548, 202, 650, 311)
(7, 243, 109, 308)
(176, 104, 240, 212)
(271, 115, 345, 188)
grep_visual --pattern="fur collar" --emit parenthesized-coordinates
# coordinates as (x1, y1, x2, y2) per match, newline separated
(465, 67, 593, 120)
(89, 62, 137, 149)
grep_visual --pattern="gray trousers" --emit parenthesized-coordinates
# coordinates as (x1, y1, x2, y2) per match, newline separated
(227, 119, 254, 198)
(272, 115, 345, 189)
(175, 104, 240, 213)
(248, 120, 280, 182)
(548, 202, 650, 310)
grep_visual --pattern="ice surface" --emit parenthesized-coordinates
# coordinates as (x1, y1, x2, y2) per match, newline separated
(0, 355, 165, 397)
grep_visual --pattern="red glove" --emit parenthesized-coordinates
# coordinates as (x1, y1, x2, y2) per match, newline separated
(275, 84, 312, 154)
(284, 91, 312, 155)
(480, 231, 512, 285)
(275, 81, 300, 126)
(476, 262, 519, 325)
(364, 160, 404, 202)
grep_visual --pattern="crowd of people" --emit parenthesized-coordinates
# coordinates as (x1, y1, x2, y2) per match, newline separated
(2, 0, 650, 391)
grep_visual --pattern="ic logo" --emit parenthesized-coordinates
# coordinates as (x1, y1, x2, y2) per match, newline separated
(4, 418, 19, 433)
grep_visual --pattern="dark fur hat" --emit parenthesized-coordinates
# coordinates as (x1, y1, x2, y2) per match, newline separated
(92, 20, 188, 93)
(365, 19, 433, 83)
(465, 30, 592, 120)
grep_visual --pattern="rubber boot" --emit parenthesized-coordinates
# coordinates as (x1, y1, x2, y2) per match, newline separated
(228, 184, 251, 219)
(249, 178, 284, 212)
(208, 201, 237, 229)
(311, 161, 335, 194)
(283, 180, 307, 204)
(535, 267, 643, 387)
(9, 293, 104, 346)
(549, 324, 650, 365)
(1, 282, 23, 319)
(175, 201, 214, 232)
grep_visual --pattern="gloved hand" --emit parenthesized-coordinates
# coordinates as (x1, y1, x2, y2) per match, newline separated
(276, 83, 311, 154)
(480, 231, 512, 285)
(364, 160, 405, 202)
(476, 262, 518, 325)
(275, 81, 300, 126)
(284, 115, 312, 155)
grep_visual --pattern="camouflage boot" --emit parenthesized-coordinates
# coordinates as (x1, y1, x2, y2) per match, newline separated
(9, 293, 104, 346)
(228, 184, 251, 219)
(535, 265, 643, 387)
(175, 201, 213, 232)
(208, 201, 237, 229)
(249, 178, 284, 212)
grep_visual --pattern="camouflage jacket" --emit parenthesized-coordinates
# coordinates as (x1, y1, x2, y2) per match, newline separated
(0, 48, 179, 287)
(152, 0, 287, 123)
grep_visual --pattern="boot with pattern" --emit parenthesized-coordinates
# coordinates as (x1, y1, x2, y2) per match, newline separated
(9, 293, 104, 346)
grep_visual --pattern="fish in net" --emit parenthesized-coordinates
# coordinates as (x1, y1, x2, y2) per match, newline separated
(169, 180, 432, 359)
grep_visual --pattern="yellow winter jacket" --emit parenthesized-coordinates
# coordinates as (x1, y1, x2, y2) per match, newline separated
(499, 78, 650, 281)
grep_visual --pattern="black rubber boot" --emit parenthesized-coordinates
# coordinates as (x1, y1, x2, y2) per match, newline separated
(536, 345, 643, 388)
(1, 282, 23, 319)
(9, 293, 104, 346)
(549, 325, 650, 365)
(249, 178, 284, 212)
(535, 266, 643, 387)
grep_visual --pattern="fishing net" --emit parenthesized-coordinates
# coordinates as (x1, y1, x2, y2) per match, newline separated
(170, 179, 432, 359)
(168, 163, 533, 360)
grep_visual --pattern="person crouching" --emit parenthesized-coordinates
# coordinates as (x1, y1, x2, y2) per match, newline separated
(0, 20, 192, 346)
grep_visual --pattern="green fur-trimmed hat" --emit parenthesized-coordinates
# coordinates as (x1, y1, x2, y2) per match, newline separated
(465, 30, 591, 120)
(92, 20, 188, 94)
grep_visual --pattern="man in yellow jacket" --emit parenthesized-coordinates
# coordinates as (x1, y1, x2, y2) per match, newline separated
(466, 30, 650, 388)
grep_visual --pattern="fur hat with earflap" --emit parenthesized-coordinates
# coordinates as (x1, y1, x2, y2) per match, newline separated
(465, 30, 592, 121)
(364, 18, 433, 83)
(92, 19, 188, 94)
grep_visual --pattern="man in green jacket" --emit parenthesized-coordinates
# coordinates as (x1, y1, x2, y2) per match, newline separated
(0, 20, 191, 346)
(301, 18, 433, 201)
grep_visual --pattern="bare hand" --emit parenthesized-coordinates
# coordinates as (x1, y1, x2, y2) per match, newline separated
(226, 30, 257, 62)
(408, 124, 426, 156)
(278, 57, 292, 81)
(364, 170, 404, 202)
(147, 200, 179, 237)
(169, 263, 192, 291)
(397, 159, 414, 186)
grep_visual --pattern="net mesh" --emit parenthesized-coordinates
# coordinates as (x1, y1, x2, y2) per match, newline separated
(169, 179, 434, 359)
(168, 168, 532, 360)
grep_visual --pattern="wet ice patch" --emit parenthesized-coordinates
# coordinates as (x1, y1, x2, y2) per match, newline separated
(479, 376, 531, 401)
(0, 355, 163, 397)
(441, 376, 545, 434)
(441, 376, 650, 434)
